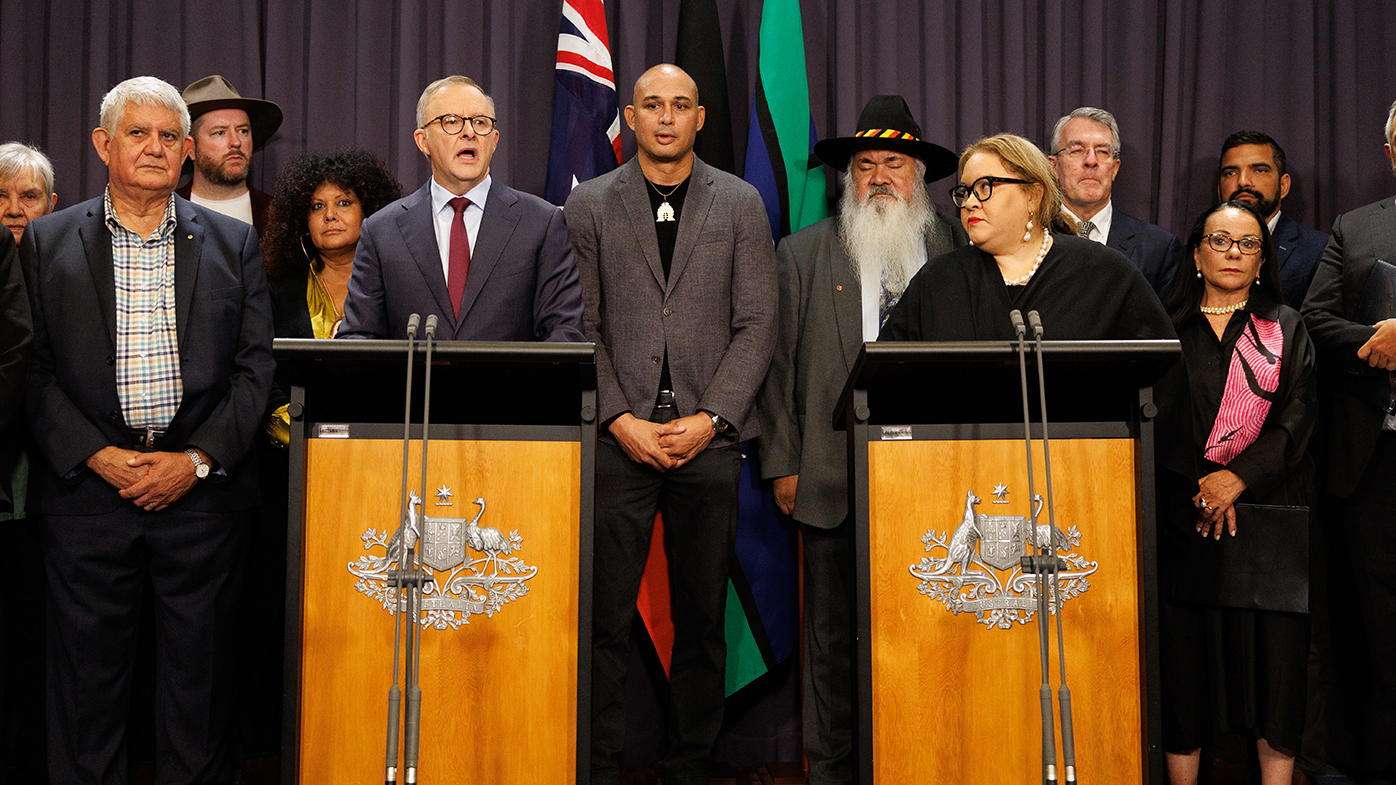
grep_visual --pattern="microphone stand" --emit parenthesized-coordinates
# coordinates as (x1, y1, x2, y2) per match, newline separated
(1011, 309, 1057, 785)
(384, 313, 420, 785)
(1028, 310, 1078, 784)
(404, 314, 438, 784)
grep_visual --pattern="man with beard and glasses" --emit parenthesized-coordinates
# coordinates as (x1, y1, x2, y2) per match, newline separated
(1217, 131, 1329, 308)
(1048, 106, 1184, 298)
(177, 75, 283, 237)
(756, 94, 965, 785)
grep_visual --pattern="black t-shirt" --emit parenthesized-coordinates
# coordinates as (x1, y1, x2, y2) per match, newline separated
(644, 175, 691, 393)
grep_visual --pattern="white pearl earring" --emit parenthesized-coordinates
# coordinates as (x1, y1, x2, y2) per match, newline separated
(1023, 219, 1033, 243)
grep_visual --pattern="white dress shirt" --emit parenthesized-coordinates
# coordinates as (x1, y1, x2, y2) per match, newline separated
(429, 175, 491, 283)
(1063, 201, 1114, 245)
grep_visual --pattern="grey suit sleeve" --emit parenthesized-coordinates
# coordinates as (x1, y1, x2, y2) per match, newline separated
(20, 224, 112, 476)
(338, 218, 389, 339)
(1302, 212, 1376, 361)
(565, 191, 630, 424)
(532, 204, 586, 343)
(756, 233, 804, 479)
(185, 224, 276, 469)
(695, 185, 777, 434)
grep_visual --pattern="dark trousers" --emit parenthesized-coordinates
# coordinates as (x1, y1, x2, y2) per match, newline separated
(42, 504, 247, 785)
(591, 434, 740, 785)
(801, 519, 855, 785)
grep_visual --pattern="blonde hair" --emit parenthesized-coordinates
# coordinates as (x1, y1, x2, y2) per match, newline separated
(959, 133, 1075, 234)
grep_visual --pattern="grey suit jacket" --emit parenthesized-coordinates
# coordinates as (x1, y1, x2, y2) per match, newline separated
(756, 213, 966, 529)
(1301, 196, 1396, 496)
(340, 178, 585, 342)
(19, 195, 275, 515)
(1107, 208, 1183, 297)
(564, 157, 776, 440)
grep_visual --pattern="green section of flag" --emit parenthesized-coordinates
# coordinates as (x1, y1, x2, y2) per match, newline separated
(724, 580, 766, 695)
(756, 0, 827, 233)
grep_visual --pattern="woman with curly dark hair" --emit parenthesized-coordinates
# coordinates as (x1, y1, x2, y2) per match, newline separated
(263, 148, 403, 339)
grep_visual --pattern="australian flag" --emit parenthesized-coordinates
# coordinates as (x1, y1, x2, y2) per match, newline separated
(544, 0, 621, 206)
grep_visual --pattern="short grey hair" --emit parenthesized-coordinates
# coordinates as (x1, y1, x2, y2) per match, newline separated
(1050, 107, 1121, 159)
(98, 76, 190, 137)
(415, 75, 495, 128)
(1386, 99, 1396, 146)
(0, 142, 55, 198)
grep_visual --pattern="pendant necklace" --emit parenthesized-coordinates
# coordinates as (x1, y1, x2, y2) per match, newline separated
(648, 179, 682, 223)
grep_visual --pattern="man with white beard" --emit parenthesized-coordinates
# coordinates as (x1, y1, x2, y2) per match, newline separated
(756, 95, 965, 784)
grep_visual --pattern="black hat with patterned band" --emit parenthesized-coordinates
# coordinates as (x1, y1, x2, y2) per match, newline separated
(813, 94, 959, 182)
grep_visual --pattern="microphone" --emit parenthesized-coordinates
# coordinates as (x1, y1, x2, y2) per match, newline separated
(1010, 309, 1027, 339)
(1028, 310, 1043, 339)
(406, 313, 421, 339)
(423, 314, 438, 340)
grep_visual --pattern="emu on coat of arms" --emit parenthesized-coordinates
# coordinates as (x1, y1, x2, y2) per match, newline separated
(909, 487, 1097, 630)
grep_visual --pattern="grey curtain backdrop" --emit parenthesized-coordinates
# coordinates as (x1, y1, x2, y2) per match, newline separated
(3, 0, 1395, 241)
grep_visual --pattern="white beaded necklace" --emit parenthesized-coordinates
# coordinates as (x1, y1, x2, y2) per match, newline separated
(1200, 299, 1248, 315)
(1003, 233, 1052, 286)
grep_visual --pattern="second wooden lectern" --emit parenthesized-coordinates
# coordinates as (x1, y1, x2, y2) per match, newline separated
(839, 340, 1179, 784)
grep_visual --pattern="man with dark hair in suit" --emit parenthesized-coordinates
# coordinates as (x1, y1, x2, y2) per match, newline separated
(1301, 99, 1396, 781)
(564, 63, 776, 785)
(176, 75, 282, 236)
(1048, 106, 1183, 296)
(756, 94, 966, 785)
(339, 74, 584, 342)
(1217, 131, 1329, 308)
(19, 75, 274, 783)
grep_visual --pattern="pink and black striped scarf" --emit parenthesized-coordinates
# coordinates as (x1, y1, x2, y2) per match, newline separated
(1204, 314, 1283, 465)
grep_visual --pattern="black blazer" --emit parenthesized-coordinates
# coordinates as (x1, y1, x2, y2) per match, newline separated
(1107, 208, 1184, 298)
(0, 229, 32, 511)
(1301, 197, 1396, 496)
(19, 195, 275, 515)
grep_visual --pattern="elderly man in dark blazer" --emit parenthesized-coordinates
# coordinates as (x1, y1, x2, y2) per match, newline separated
(1300, 99, 1396, 780)
(340, 75, 583, 342)
(756, 95, 966, 785)
(565, 64, 776, 785)
(20, 76, 273, 783)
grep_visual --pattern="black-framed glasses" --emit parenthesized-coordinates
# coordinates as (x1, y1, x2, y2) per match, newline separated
(949, 176, 1032, 208)
(1203, 233, 1263, 255)
(420, 113, 497, 136)
(1051, 144, 1116, 161)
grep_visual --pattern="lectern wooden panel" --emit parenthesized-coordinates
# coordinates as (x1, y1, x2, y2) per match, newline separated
(298, 439, 580, 783)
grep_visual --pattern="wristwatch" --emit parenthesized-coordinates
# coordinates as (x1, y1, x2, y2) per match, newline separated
(706, 411, 730, 434)
(186, 448, 211, 480)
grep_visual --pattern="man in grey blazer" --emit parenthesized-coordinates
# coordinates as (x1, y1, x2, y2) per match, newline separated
(1301, 100, 1396, 779)
(565, 64, 776, 785)
(756, 95, 966, 785)
(340, 75, 584, 341)
(1049, 107, 1183, 297)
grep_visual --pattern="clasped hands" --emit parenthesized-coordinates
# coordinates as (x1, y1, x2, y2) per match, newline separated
(609, 412, 715, 471)
(85, 445, 205, 512)
(1191, 468, 1247, 540)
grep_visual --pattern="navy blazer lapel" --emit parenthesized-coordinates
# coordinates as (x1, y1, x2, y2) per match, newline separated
(1273, 213, 1301, 275)
(78, 200, 118, 351)
(669, 159, 715, 292)
(460, 179, 519, 320)
(173, 198, 204, 348)
(618, 161, 667, 290)
(1107, 214, 1138, 257)
(831, 241, 862, 370)
(398, 182, 455, 323)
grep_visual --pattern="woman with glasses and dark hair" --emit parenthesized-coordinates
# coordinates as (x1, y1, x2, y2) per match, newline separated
(1153, 201, 1316, 785)
(880, 133, 1172, 341)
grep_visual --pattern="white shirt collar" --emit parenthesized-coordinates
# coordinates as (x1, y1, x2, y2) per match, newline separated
(1267, 210, 1281, 234)
(430, 174, 491, 216)
(1063, 201, 1113, 245)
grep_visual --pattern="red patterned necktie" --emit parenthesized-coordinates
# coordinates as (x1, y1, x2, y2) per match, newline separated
(448, 196, 472, 317)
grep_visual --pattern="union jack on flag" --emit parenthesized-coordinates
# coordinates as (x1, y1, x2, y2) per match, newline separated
(544, 0, 621, 205)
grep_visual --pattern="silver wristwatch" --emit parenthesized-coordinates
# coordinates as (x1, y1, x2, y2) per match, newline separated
(186, 448, 211, 480)
(706, 411, 730, 434)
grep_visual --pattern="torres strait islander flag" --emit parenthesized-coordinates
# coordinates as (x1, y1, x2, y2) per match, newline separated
(544, 0, 621, 206)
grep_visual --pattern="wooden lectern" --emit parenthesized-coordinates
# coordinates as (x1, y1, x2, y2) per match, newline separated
(275, 339, 596, 784)
(838, 340, 1179, 784)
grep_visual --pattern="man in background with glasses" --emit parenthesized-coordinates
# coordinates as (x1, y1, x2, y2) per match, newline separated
(1048, 106, 1183, 297)
(340, 75, 584, 341)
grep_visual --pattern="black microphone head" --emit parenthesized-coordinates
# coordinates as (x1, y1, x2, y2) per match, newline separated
(406, 313, 421, 337)
(1009, 309, 1026, 337)
(1027, 310, 1043, 336)
(424, 314, 438, 338)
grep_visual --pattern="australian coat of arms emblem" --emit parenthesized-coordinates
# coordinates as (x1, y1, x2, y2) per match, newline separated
(910, 487, 1097, 630)
(348, 490, 538, 629)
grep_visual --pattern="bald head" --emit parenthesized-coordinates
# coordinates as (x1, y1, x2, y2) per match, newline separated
(632, 64, 699, 107)
(625, 63, 706, 174)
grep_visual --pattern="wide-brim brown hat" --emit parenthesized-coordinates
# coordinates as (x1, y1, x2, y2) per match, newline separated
(182, 75, 283, 148)
(813, 95, 958, 182)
